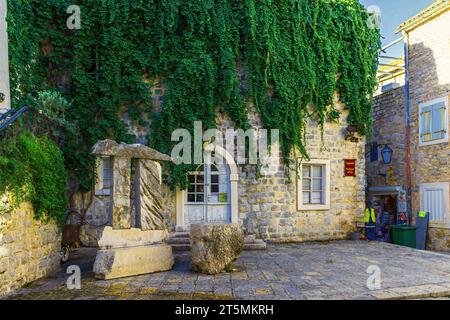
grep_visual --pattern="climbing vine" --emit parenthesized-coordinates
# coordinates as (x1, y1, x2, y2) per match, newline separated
(6, 0, 380, 191)
(0, 132, 68, 225)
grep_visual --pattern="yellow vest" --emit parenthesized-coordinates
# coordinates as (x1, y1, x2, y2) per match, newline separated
(365, 208, 376, 224)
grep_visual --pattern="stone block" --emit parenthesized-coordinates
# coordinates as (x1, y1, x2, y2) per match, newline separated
(97, 226, 168, 249)
(190, 223, 244, 275)
(93, 244, 174, 280)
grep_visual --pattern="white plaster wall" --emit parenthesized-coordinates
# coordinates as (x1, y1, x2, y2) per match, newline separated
(0, 0, 10, 114)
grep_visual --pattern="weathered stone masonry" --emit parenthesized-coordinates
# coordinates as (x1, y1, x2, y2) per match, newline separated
(76, 72, 366, 245)
(367, 86, 407, 189)
(220, 103, 366, 242)
(0, 198, 61, 296)
(367, 3, 450, 252)
(407, 8, 450, 252)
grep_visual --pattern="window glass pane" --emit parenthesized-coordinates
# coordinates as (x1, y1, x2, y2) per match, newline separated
(196, 194, 204, 202)
(196, 184, 204, 193)
(422, 111, 431, 134)
(370, 143, 378, 162)
(187, 194, 195, 202)
(312, 178, 322, 191)
(102, 158, 111, 189)
(302, 180, 311, 191)
(312, 166, 322, 178)
(188, 175, 195, 183)
(302, 166, 310, 178)
(211, 175, 219, 183)
(188, 184, 195, 192)
(197, 175, 204, 183)
(311, 191, 322, 204)
(211, 165, 218, 172)
(211, 184, 219, 193)
(302, 192, 310, 204)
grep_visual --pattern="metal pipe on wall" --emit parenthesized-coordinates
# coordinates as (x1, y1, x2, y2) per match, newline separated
(403, 30, 413, 223)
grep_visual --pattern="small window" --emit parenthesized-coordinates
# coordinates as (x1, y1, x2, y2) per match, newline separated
(102, 157, 112, 190)
(420, 183, 449, 222)
(370, 142, 378, 162)
(302, 165, 324, 205)
(95, 156, 112, 196)
(297, 159, 331, 211)
(419, 97, 448, 146)
(187, 170, 205, 203)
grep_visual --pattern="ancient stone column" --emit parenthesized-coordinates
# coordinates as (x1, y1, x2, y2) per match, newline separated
(112, 157, 131, 229)
(135, 159, 165, 230)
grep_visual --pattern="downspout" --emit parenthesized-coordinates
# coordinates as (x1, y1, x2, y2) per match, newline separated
(403, 30, 412, 224)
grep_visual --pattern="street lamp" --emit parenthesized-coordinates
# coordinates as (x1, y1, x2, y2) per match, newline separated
(381, 144, 393, 164)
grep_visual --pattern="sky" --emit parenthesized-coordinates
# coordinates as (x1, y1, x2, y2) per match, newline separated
(359, 0, 436, 57)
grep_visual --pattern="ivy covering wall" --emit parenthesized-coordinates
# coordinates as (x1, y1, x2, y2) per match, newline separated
(6, 0, 380, 192)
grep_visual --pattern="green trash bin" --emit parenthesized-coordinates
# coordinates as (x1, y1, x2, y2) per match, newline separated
(391, 225, 418, 248)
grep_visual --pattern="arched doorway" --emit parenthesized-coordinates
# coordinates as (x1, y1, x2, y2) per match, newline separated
(175, 146, 239, 231)
(184, 163, 231, 225)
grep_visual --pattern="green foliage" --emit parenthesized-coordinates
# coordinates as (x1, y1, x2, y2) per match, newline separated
(7, 0, 380, 191)
(30, 90, 77, 144)
(0, 132, 68, 225)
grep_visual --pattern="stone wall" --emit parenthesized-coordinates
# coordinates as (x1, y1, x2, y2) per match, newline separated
(79, 72, 365, 243)
(408, 9, 450, 252)
(216, 99, 366, 242)
(366, 86, 406, 189)
(0, 198, 61, 296)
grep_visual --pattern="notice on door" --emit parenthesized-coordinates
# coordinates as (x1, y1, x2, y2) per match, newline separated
(219, 193, 228, 203)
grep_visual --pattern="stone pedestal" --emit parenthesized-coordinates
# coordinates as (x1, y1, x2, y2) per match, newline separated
(90, 140, 174, 280)
(93, 227, 173, 279)
(93, 244, 173, 280)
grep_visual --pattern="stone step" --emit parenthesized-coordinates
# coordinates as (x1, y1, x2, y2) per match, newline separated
(168, 232, 190, 239)
(245, 234, 256, 242)
(167, 237, 190, 245)
(171, 244, 191, 252)
(168, 233, 266, 251)
(244, 240, 267, 251)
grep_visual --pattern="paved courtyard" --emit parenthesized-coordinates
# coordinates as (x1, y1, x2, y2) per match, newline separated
(4, 241, 450, 300)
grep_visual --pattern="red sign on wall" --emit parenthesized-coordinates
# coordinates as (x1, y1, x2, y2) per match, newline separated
(344, 159, 356, 177)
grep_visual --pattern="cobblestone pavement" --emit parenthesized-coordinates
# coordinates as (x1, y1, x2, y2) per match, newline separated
(4, 241, 450, 300)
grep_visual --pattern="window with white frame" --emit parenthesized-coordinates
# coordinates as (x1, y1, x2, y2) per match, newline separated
(102, 157, 112, 191)
(419, 96, 448, 146)
(297, 159, 331, 211)
(420, 182, 449, 223)
(95, 156, 112, 195)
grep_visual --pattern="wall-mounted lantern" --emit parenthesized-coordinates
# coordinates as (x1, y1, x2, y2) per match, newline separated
(381, 144, 393, 164)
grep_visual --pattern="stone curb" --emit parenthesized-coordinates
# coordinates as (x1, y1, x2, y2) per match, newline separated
(368, 282, 450, 300)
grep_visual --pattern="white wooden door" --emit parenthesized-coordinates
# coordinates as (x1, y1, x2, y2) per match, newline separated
(184, 164, 231, 226)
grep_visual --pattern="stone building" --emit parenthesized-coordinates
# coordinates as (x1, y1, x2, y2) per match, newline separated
(366, 0, 450, 251)
(82, 87, 366, 245)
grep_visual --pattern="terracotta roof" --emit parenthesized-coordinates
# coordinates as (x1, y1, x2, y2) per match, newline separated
(397, 0, 450, 33)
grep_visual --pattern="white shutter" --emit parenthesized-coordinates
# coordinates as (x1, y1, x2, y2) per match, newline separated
(421, 183, 449, 222)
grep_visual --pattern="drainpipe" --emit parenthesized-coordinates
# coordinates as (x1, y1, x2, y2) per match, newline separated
(403, 30, 413, 224)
